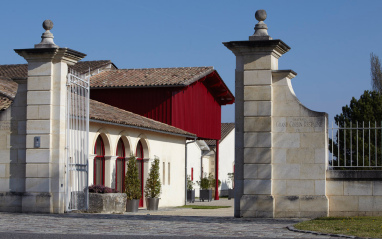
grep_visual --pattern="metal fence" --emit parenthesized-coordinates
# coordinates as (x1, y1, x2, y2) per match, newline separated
(329, 121, 382, 169)
(66, 69, 89, 211)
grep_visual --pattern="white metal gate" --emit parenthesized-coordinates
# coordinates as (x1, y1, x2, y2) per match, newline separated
(329, 121, 382, 169)
(66, 69, 89, 211)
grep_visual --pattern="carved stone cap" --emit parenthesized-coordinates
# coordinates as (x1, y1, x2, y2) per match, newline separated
(14, 48, 86, 65)
(223, 40, 290, 58)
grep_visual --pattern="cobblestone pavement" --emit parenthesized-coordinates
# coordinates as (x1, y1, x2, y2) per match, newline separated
(0, 199, 346, 238)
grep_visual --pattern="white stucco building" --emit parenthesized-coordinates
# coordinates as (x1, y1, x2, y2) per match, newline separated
(204, 123, 235, 196)
(186, 123, 235, 198)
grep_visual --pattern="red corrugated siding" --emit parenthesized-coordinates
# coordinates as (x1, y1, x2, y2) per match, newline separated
(90, 82, 221, 140)
(91, 88, 173, 125)
(171, 81, 221, 140)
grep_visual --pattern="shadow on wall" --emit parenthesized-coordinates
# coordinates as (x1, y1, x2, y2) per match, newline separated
(10, 84, 26, 193)
(111, 166, 116, 190)
(221, 180, 229, 190)
(5, 82, 27, 211)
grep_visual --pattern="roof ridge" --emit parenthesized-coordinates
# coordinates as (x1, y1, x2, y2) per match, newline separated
(0, 63, 27, 66)
(181, 67, 215, 85)
(78, 60, 111, 61)
(113, 66, 213, 71)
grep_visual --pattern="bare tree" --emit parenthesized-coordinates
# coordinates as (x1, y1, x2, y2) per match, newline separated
(370, 53, 382, 92)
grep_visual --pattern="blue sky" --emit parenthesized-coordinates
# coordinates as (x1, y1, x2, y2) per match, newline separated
(1, 0, 382, 123)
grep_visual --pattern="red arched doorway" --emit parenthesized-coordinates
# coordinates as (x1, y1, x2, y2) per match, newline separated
(115, 138, 125, 192)
(136, 141, 144, 207)
(94, 135, 105, 185)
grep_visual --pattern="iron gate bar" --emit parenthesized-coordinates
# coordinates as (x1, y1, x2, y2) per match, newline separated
(66, 69, 89, 211)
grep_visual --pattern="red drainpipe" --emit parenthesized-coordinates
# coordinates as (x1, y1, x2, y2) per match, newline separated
(215, 139, 219, 200)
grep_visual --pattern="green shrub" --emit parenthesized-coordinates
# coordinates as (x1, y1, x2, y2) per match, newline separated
(197, 177, 209, 190)
(197, 173, 221, 190)
(144, 157, 161, 198)
(124, 156, 141, 200)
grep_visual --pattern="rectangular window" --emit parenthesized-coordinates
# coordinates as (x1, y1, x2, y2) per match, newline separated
(168, 162, 170, 185)
(191, 167, 193, 181)
(162, 162, 165, 185)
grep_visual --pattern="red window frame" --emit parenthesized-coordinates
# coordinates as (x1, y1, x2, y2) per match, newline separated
(191, 167, 194, 181)
(115, 138, 126, 192)
(94, 135, 105, 186)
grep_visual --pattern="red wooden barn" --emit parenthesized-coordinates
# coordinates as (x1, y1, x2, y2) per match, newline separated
(90, 66, 234, 140)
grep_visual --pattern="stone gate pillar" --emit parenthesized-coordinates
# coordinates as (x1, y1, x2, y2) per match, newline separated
(224, 10, 328, 218)
(15, 20, 86, 213)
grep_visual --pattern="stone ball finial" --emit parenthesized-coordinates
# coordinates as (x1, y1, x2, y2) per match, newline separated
(255, 10, 267, 22)
(35, 19, 58, 48)
(249, 9, 272, 41)
(42, 20, 54, 31)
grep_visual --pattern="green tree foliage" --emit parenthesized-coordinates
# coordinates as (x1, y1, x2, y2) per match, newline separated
(371, 53, 382, 92)
(144, 158, 161, 198)
(124, 156, 141, 200)
(329, 90, 382, 169)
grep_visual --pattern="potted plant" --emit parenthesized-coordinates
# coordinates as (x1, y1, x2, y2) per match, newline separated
(197, 173, 212, 202)
(125, 155, 141, 212)
(186, 175, 195, 203)
(144, 157, 161, 210)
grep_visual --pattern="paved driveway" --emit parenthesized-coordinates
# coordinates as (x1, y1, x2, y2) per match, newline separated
(0, 199, 345, 238)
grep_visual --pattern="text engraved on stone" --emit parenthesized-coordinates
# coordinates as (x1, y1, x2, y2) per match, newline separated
(275, 118, 323, 132)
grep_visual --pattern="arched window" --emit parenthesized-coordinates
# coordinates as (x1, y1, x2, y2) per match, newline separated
(94, 135, 105, 185)
(115, 138, 125, 192)
(136, 141, 144, 207)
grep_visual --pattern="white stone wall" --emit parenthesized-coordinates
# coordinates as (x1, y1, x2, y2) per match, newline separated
(219, 129, 235, 193)
(272, 71, 328, 218)
(202, 154, 213, 178)
(0, 80, 27, 212)
(225, 39, 328, 218)
(326, 171, 382, 216)
(186, 141, 202, 197)
(327, 180, 382, 216)
(89, 122, 186, 207)
(14, 48, 86, 214)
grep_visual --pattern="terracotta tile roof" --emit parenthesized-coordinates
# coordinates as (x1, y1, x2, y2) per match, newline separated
(0, 64, 27, 79)
(0, 76, 18, 99)
(71, 60, 117, 74)
(0, 76, 18, 111)
(89, 99, 196, 138)
(0, 62, 194, 137)
(90, 67, 215, 88)
(0, 96, 13, 111)
(205, 123, 235, 146)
